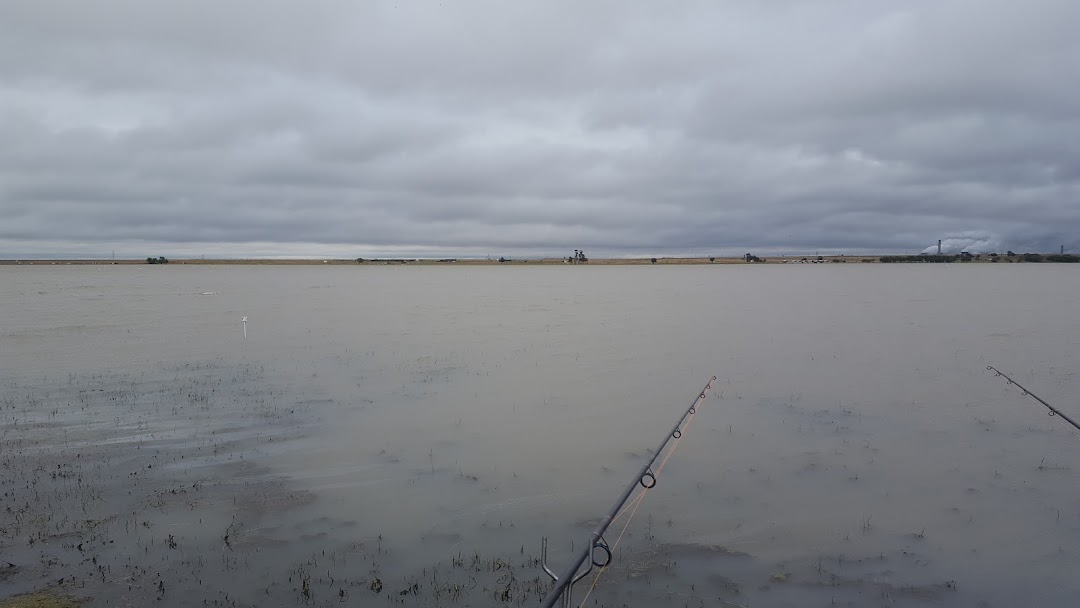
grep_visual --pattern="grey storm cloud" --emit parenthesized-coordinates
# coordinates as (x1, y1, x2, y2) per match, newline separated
(1, 0, 1079, 258)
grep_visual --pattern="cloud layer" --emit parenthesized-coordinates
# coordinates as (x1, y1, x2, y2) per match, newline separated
(2, 0, 1078, 258)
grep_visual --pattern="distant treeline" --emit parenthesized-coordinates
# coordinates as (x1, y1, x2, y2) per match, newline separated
(880, 255, 959, 263)
(1033, 254, 1080, 263)
(880, 253, 1079, 263)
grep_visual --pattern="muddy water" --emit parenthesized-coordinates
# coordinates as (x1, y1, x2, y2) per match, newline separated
(2, 264, 1079, 607)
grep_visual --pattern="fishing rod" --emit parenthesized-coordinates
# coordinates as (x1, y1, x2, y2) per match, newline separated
(538, 376, 717, 608)
(987, 365, 1080, 433)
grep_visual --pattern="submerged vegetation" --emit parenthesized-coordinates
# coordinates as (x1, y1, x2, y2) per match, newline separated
(2, 359, 986, 607)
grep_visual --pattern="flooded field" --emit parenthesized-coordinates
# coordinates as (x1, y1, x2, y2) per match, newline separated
(2, 264, 1079, 607)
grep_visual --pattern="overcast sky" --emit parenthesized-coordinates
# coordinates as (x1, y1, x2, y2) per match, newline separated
(2, 1, 1078, 258)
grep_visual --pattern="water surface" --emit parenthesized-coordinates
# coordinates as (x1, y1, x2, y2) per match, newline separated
(2, 264, 1079, 606)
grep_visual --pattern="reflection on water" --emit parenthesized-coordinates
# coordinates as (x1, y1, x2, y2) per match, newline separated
(2, 264, 1079, 606)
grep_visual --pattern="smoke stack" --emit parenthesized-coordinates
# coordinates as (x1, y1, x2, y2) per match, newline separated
(937, 240, 942, 255)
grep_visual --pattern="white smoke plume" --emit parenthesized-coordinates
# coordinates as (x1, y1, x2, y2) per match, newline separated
(921, 233, 1004, 255)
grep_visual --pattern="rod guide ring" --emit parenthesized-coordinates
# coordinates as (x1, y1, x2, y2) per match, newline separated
(591, 541, 612, 568)
(640, 470, 656, 489)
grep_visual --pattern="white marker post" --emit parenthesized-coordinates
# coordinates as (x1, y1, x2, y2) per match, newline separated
(241, 316, 248, 338)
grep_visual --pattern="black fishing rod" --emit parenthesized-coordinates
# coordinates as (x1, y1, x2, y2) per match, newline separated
(538, 376, 717, 608)
(987, 365, 1080, 433)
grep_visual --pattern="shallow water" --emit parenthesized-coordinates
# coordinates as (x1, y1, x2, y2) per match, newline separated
(2, 264, 1079, 606)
